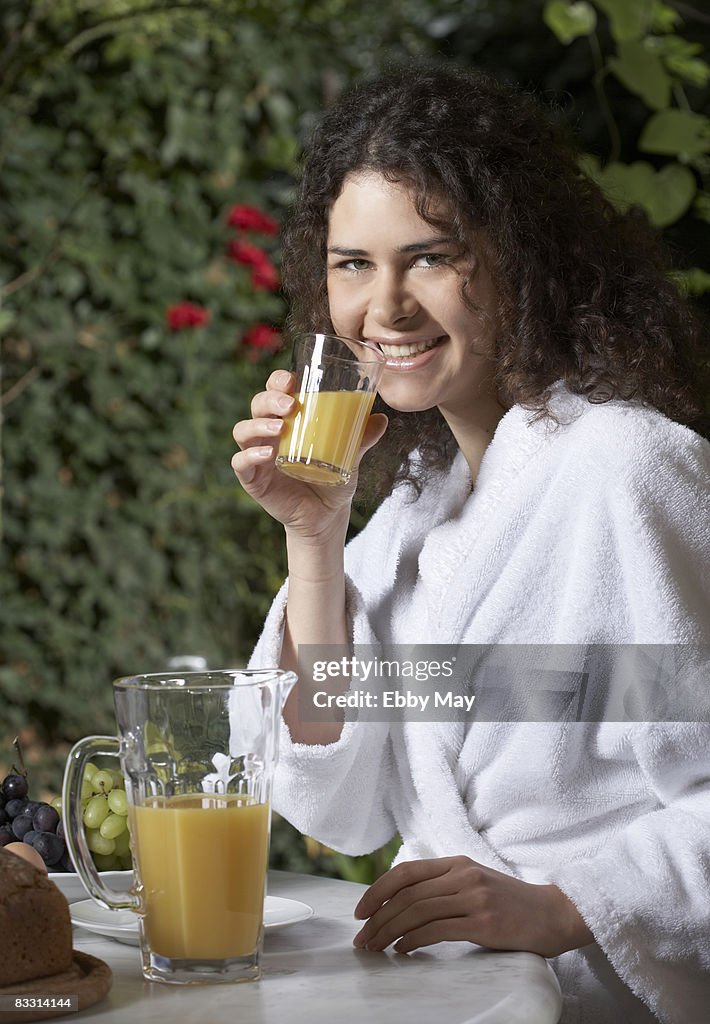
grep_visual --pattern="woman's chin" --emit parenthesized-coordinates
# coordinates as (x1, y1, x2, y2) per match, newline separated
(379, 393, 440, 415)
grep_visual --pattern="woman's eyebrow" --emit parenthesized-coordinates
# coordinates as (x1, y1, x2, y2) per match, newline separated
(327, 246, 369, 257)
(327, 237, 456, 257)
(397, 236, 456, 253)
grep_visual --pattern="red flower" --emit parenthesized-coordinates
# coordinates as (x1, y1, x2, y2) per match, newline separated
(227, 204, 279, 236)
(227, 240, 280, 292)
(227, 239, 267, 267)
(166, 302, 211, 331)
(250, 259, 280, 292)
(242, 323, 282, 354)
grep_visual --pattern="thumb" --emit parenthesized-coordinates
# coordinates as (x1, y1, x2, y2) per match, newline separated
(357, 413, 389, 463)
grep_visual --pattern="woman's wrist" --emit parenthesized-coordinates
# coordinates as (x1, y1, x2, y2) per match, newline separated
(285, 521, 348, 583)
(542, 885, 594, 955)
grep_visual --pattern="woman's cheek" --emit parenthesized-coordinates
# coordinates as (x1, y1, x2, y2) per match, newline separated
(328, 294, 360, 338)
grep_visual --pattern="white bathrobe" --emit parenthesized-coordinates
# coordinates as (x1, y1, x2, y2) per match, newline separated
(250, 388, 710, 1024)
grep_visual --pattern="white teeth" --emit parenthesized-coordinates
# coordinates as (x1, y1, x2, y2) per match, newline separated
(380, 337, 441, 358)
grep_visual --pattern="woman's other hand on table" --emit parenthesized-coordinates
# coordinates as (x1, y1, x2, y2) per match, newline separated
(353, 856, 593, 958)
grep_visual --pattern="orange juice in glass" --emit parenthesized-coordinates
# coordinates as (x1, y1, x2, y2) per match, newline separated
(276, 334, 385, 485)
(130, 795, 270, 961)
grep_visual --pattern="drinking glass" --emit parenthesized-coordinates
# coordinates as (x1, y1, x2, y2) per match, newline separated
(275, 333, 385, 485)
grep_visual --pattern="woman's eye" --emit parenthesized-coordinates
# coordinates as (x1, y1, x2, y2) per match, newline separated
(337, 258, 370, 272)
(414, 253, 447, 268)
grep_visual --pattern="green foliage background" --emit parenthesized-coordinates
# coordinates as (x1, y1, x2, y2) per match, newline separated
(1, 0, 708, 880)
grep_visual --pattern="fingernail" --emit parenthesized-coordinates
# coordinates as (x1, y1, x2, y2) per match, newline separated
(266, 420, 282, 433)
(353, 934, 364, 948)
(276, 395, 293, 411)
(273, 370, 291, 387)
(256, 446, 273, 457)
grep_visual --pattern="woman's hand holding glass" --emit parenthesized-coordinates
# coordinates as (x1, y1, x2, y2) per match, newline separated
(231, 369, 388, 546)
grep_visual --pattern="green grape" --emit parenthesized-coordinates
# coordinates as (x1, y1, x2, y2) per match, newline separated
(50, 795, 63, 816)
(92, 770, 114, 794)
(107, 789, 128, 816)
(73, 760, 133, 872)
(83, 795, 110, 829)
(93, 852, 121, 871)
(86, 828, 115, 856)
(99, 813, 126, 840)
(113, 829, 131, 858)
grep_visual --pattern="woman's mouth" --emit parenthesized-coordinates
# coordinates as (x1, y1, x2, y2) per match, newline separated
(374, 336, 446, 370)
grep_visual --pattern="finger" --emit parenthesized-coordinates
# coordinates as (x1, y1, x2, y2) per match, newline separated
(356, 413, 388, 461)
(265, 369, 296, 392)
(231, 445, 275, 486)
(355, 894, 465, 952)
(353, 873, 460, 946)
(232, 416, 284, 449)
(251, 389, 295, 419)
(393, 918, 469, 954)
(354, 858, 455, 920)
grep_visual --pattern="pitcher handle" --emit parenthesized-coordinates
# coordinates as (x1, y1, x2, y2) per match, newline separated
(62, 736, 140, 911)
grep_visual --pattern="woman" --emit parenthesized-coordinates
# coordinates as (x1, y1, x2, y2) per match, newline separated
(232, 65, 710, 1023)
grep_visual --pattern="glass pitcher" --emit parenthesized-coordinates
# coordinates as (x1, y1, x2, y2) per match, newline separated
(62, 669, 296, 985)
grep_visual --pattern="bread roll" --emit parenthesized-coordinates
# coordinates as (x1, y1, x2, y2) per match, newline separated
(0, 848, 73, 986)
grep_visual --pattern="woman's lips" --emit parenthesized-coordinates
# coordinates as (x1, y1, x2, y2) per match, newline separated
(373, 335, 446, 371)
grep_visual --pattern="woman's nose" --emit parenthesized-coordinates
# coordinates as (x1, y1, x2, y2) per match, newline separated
(369, 270, 419, 327)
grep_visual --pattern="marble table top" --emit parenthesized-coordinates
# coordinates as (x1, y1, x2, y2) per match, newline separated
(71, 870, 562, 1024)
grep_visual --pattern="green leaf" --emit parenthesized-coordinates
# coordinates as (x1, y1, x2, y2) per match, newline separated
(609, 40, 671, 110)
(593, 0, 653, 42)
(639, 109, 710, 161)
(591, 160, 696, 226)
(693, 192, 710, 223)
(650, 0, 681, 34)
(0, 308, 16, 335)
(649, 35, 710, 87)
(664, 56, 710, 88)
(543, 1, 597, 44)
(669, 268, 710, 296)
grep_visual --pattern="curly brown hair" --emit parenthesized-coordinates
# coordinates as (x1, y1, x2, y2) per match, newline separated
(282, 62, 708, 498)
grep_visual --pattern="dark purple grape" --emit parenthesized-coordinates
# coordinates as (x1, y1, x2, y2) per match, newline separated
(55, 850, 74, 872)
(0, 792, 6, 810)
(2, 774, 28, 801)
(12, 812, 34, 840)
(4, 798, 28, 820)
(0, 825, 14, 847)
(32, 804, 60, 833)
(22, 829, 39, 846)
(32, 831, 64, 866)
(25, 801, 43, 816)
(0, 808, 6, 827)
(56, 819, 65, 841)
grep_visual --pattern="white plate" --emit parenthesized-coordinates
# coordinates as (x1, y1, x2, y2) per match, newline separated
(50, 870, 134, 905)
(70, 895, 314, 946)
(264, 896, 315, 932)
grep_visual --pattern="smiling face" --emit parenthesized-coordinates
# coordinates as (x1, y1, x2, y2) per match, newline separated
(326, 172, 503, 438)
